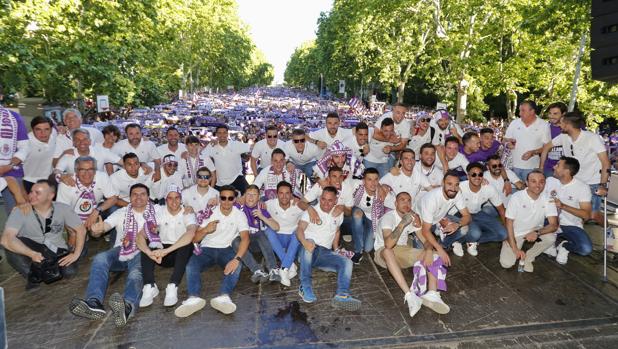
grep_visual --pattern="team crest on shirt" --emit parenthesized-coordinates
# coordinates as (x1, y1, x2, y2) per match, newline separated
(79, 201, 92, 212)
(1, 144, 9, 155)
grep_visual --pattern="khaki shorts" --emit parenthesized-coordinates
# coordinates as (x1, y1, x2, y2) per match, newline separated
(374, 245, 423, 269)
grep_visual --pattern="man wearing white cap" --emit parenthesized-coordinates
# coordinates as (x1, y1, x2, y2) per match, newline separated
(151, 154, 184, 203)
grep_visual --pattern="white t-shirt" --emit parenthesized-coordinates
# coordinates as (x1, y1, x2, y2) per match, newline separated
(105, 207, 146, 248)
(199, 206, 249, 248)
(483, 169, 521, 205)
(342, 135, 371, 160)
(381, 169, 430, 200)
(110, 168, 153, 201)
(55, 145, 120, 174)
(112, 139, 160, 163)
(413, 162, 444, 188)
(56, 171, 118, 218)
(157, 143, 187, 160)
(458, 180, 503, 214)
(408, 131, 431, 160)
(416, 187, 466, 225)
(203, 141, 251, 186)
(182, 185, 219, 213)
(551, 131, 606, 184)
(265, 199, 304, 233)
(543, 177, 591, 228)
(24, 133, 56, 182)
(375, 113, 411, 139)
(304, 181, 354, 208)
(309, 127, 353, 148)
(505, 190, 557, 237)
(155, 205, 197, 244)
(285, 141, 321, 166)
(437, 152, 469, 172)
(251, 139, 286, 169)
(151, 170, 184, 200)
(375, 210, 420, 251)
(504, 117, 551, 169)
(363, 137, 393, 163)
(300, 205, 343, 249)
(53, 126, 104, 158)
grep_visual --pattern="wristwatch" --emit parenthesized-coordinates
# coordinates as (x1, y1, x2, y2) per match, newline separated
(234, 256, 242, 262)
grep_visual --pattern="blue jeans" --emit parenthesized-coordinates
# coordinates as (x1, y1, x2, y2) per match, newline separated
(265, 227, 300, 269)
(513, 168, 535, 183)
(232, 230, 277, 272)
(186, 246, 241, 297)
(85, 247, 142, 307)
(470, 211, 507, 243)
(294, 161, 316, 178)
(558, 225, 592, 255)
(589, 184, 602, 212)
(344, 207, 374, 253)
(363, 159, 390, 178)
(299, 245, 353, 295)
(1, 177, 22, 215)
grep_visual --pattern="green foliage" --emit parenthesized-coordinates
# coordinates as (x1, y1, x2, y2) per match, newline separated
(0, 0, 273, 108)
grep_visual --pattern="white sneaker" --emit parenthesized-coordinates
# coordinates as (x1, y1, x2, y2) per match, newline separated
(174, 296, 206, 318)
(210, 294, 237, 314)
(279, 268, 291, 287)
(421, 290, 450, 314)
(452, 242, 464, 257)
(543, 245, 558, 257)
(404, 291, 422, 318)
(556, 241, 569, 265)
(288, 263, 298, 279)
(466, 243, 478, 256)
(164, 283, 178, 307)
(139, 284, 159, 308)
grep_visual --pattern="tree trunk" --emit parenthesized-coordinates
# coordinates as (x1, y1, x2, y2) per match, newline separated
(506, 89, 517, 120)
(568, 32, 587, 112)
(396, 81, 405, 103)
(456, 77, 469, 123)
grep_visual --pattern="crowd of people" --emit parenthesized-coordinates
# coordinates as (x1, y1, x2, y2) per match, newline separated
(0, 88, 615, 328)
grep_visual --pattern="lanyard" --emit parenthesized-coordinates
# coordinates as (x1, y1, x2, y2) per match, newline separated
(34, 206, 54, 235)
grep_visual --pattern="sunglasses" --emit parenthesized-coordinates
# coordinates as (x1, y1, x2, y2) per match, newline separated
(267, 135, 278, 139)
(366, 196, 371, 207)
(469, 172, 482, 178)
(197, 174, 211, 180)
(293, 139, 305, 143)
(419, 118, 431, 122)
(490, 164, 503, 169)
(359, 148, 365, 157)
(570, 144, 574, 155)
(220, 196, 235, 201)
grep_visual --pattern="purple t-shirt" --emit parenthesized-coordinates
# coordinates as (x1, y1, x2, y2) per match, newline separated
(544, 124, 563, 172)
(460, 140, 500, 163)
(235, 203, 271, 233)
(1, 110, 28, 178)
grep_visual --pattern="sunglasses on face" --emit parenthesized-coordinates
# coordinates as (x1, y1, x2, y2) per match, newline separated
(197, 174, 211, 180)
(267, 135, 278, 139)
(420, 118, 431, 122)
(220, 196, 235, 201)
(490, 164, 503, 169)
(469, 172, 483, 178)
(293, 139, 305, 143)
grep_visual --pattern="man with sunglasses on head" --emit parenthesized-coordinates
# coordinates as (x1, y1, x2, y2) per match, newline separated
(203, 124, 252, 194)
(286, 129, 321, 178)
(1, 179, 86, 289)
(151, 154, 184, 203)
(539, 111, 611, 225)
(457, 163, 507, 256)
(483, 155, 525, 207)
(409, 113, 433, 160)
(175, 185, 249, 317)
(251, 125, 285, 176)
(500, 170, 558, 273)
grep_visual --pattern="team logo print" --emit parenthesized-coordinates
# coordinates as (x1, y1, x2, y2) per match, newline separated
(79, 201, 92, 212)
(1, 144, 9, 155)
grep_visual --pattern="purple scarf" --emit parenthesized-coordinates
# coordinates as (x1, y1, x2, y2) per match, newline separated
(316, 140, 364, 180)
(193, 205, 215, 255)
(119, 203, 160, 261)
(411, 255, 448, 297)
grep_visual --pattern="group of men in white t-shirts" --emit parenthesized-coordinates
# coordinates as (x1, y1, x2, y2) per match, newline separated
(0, 100, 611, 326)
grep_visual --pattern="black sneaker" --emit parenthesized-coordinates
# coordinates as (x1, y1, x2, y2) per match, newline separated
(351, 252, 363, 265)
(69, 297, 106, 320)
(109, 292, 132, 327)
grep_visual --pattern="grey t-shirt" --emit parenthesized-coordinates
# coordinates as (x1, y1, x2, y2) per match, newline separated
(5, 202, 82, 250)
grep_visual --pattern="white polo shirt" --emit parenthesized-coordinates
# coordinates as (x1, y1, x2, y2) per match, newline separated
(309, 127, 353, 148)
(199, 206, 249, 248)
(285, 141, 321, 166)
(504, 117, 551, 169)
(416, 187, 465, 225)
(505, 190, 557, 237)
(56, 171, 118, 217)
(151, 170, 184, 200)
(110, 168, 153, 201)
(203, 140, 251, 186)
(155, 205, 197, 244)
(350, 180, 396, 219)
(181, 185, 219, 213)
(375, 113, 411, 139)
(157, 143, 187, 160)
(458, 180, 503, 214)
(380, 169, 430, 199)
(375, 210, 419, 251)
(24, 133, 56, 183)
(265, 199, 304, 233)
(251, 138, 285, 169)
(483, 169, 521, 205)
(55, 145, 120, 174)
(112, 139, 160, 163)
(342, 135, 371, 160)
(304, 181, 354, 208)
(413, 162, 444, 188)
(300, 205, 343, 249)
(543, 177, 591, 228)
(408, 131, 432, 161)
(551, 131, 606, 185)
(437, 152, 469, 172)
(53, 126, 104, 158)
(105, 206, 146, 248)
(363, 137, 392, 163)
